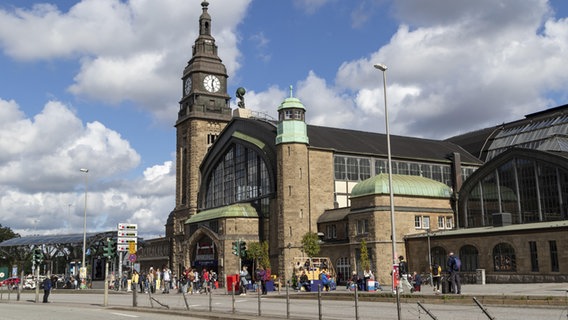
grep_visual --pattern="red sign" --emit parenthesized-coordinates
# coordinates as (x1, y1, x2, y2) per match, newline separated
(128, 254, 137, 262)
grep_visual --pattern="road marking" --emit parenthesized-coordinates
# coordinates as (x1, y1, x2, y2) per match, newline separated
(110, 312, 139, 318)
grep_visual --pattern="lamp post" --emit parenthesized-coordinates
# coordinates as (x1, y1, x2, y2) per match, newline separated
(80, 168, 89, 289)
(374, 63, 401, 320)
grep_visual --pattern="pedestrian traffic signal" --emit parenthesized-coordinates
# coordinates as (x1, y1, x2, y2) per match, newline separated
(103, 238, 117, 259)
(239, 241, 247, 257)
(232, 241, 239, 256)
(33, 248, 43, 264)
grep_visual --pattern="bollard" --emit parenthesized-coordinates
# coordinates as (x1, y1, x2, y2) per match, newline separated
(286, 280, 290, 319)
(208, 284, 212, 312)
(317, 284, 323, 320)
(232, 282, 235, 313)
(133, 284, 137, 307)
(354, 284, 359, 320)
(257, 282, 262, 316)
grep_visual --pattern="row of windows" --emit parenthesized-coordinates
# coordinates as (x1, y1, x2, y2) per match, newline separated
(334, 155, 476, 187)
(353, 215, 453, 236)
(414, 216, 453, 230)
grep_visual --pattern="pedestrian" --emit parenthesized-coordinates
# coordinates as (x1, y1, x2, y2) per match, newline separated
(257, 266, 267, 295)
(412, 271, 422, 292)
(239, 266, 249, 295)
(363, 267, 373, 291)
(42, 275, 52, 303)
(447, 252, 462, 294)
(398, 256, 413, 293)
(431, 262, 441, 294)
(162, 265, 171, 294)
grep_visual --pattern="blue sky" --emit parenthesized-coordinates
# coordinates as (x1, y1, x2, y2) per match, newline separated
(1, 0, 568, 238)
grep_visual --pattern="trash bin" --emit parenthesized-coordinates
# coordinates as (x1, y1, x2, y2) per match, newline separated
(476, 269, 486, 285)
(441, 275, 449, 294)
(226, 274, 239, 293)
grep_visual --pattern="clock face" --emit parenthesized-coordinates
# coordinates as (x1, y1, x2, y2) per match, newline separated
(184, 77, 192, 95)
(203, 75, 221, 93)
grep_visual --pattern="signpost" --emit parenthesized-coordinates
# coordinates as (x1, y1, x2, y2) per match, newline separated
(117, 223, 137, 291)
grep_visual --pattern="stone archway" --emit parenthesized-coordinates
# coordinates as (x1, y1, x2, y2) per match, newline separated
(185, 227, 223, 281)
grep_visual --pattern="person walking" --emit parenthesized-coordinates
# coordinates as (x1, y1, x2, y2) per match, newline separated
(431, 262, 442, 294)
(447, 252, 462, 294)
(42, 275, 53, 303)
(239, 266, 249, 295)
(398, 256, 413, 293)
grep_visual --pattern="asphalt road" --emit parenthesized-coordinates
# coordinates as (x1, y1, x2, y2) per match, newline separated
(1, 289, 567, 320)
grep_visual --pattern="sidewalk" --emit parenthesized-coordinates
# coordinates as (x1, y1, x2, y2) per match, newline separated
(330, 282, 568, 297)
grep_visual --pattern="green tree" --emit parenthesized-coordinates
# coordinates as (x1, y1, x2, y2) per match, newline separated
(0, 224, 19, 243)
(360, 239, 370, 271)
(301, 232, 320, 258)
(0, 224, 21, 268)
(246, 241, 270, 270)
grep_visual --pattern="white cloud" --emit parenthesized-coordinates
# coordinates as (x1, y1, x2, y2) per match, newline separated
(0, 100, 175, 237)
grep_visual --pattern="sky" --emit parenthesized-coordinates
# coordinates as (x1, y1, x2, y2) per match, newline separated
(1, 0, 568, 239)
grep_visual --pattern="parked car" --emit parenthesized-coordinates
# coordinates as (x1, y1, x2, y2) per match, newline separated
(23, 275, 46, 289)
(1, 277, 20, 289)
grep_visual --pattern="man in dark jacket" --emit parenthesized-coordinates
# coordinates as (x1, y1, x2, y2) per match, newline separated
(447, 252, 461, 294)
(43, 276, 53, 303)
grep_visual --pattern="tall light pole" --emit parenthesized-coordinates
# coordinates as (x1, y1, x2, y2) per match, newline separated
(374, 63, 401, 320)
(80, 168, 89, 289)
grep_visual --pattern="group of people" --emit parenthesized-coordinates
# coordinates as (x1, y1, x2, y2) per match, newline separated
(177, 267, 218, 294)
(398, 252, 462, 295)
(238, 265, 270, 295)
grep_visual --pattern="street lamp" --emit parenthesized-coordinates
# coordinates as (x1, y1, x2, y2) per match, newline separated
(374, 63, 397, 265)
(80, 168, 88, 289)
(374, 63, 401, 320)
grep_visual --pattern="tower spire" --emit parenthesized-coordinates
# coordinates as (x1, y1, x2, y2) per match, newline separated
(199, 1, 212, 36)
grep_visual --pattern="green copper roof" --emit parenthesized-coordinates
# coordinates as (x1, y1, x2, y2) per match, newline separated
(351, 173, 452, 198)
(186, 203, 259, 224)
(277, 85, 306, 111)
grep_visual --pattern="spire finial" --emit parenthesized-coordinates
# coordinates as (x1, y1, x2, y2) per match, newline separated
(289, 85, 293, 98)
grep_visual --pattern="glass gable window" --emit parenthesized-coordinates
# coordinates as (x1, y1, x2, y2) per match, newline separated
(205, 143, 271, 209)
(464, 155, 568, 228)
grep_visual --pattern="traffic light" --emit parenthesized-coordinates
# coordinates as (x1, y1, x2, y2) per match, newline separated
(239, 241, 247, 257)
(33, 248, 43, 264)
(103, 238, 117, 259)
(232, 241, 239, 256)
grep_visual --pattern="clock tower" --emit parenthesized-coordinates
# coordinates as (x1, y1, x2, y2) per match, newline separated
(167, 0, 232, 271)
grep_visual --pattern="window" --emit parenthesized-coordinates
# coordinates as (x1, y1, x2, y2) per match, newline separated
(550, 241, 559, 272)
(414, 215, 430, 229)
(423, 216, 430, 229)
(335, 257, 350, 283)
(326, 224, 337, 239)
(529, 241, 539, 272)
(438, 216, 445, 229)
(357, 219, 368, 235)
(334, 156, 346, 180)
(446, 217, 453, 229)
(347, 158, 359, 181)
(459, 245, 479, 272)
(359, 159, 371, 180)
(493, 243, 516, 272)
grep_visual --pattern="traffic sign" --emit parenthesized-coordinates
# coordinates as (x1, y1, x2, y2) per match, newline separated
(128, 254, 136, 262)
(118, 230, 137, 237)
(118, 223, 137, 230)
(117, 237, 137, 244)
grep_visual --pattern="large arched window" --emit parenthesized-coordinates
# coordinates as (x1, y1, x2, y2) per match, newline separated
(493, 242, 516, 272)
(459, 245, 479, 272)
(204, 143, 271, 209)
